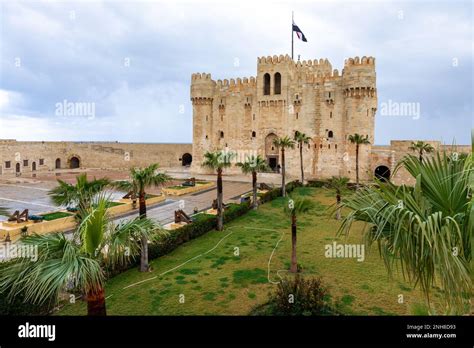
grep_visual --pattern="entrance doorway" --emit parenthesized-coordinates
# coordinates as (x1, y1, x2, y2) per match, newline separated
(374, 165, 391, 181)
(268, 157, 278, 171)
(70, 157, 80, 169)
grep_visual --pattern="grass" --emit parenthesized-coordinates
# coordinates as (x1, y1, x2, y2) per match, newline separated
(58, 187, 446, 316)
(40, 212, 73, 221)
(166, 185, 188, 190)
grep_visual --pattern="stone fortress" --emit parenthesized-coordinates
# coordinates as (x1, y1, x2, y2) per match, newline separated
(190, 54, 470, 183)
(191, 54, 377, 181)
(0, 54, 470, 184)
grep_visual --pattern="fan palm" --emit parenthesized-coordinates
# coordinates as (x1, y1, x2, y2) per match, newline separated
(236, 155, 270, 210)
(326, 176, 350, 220)
(112, 163, 171, 272)
(408, 141, 435, 163)
(273, 136, 296, 197)
(48, 173, 110, 210)
(348, 134, 370, 187)
(0, 197, 160, 316)
(294, 131, 311, 185)
(202, 150, 235, 231)
(284, 196, 315, 273)
(339, 150, 473, 312)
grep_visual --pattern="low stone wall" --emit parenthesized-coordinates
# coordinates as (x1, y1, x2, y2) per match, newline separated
(162, 182, 215, 196)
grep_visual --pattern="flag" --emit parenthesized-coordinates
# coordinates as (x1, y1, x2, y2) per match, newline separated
(292, 22, 307, 42)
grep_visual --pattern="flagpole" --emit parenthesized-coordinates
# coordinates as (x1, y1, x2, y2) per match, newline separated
(291, 11, 294, 60)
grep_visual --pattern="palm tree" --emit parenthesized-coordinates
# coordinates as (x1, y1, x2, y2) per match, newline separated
(408, 141, 435, 162)
(339, 151, 473, 312)
(348, 134, 370, 187)
(294, 131, 311, 185)
(113, 163, 171, 272)
(236, 155, 269, 210)
(326, 176, 349, 220)
(202, 150, 235, 231)
(49, 173, 110, 210)
(0, 197, 160, 316)
(273, 136, 295, 197)
(284, 196, 315, 273)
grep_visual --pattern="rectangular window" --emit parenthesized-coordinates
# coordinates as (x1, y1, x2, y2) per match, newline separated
(39, 159, 44, 165)
(23, 160, 29, 167)
(5, 161, 11, 169)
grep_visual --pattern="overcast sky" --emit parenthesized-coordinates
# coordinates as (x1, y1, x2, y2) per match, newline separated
(0, 0, 472, 145)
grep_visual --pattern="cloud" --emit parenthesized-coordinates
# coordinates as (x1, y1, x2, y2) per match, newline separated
(0, 0, 472, 144)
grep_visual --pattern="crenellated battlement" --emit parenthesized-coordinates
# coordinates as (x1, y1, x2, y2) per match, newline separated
(296, 58, 332, 69)
(191, 72, 213, 82)
(216, 76, 256, 88)
(257, 54, 292, 64)
(344, 56, 375, 67)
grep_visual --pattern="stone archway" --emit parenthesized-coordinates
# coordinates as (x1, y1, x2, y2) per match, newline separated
(374, 165, 390, 181)
(69, 156, 80, 169)
(182, 153, 192, 166)
(265, 133, 279, 171)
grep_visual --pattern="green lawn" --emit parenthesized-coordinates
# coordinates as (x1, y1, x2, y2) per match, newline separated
(58, 187, 444, 316)
(40, 212, 73, 221)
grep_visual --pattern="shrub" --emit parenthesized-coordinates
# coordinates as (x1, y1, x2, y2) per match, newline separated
(223, 201, 251, 223)
(306, 180, 326, 188)
(252, 275, 335, 316)
(0, 261, 53, 315)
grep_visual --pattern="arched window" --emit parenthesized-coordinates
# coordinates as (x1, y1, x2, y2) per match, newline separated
(263, 73, 270, 95)
(274, 72, 281, 94)
(220, 131, 224, 139)
(252, 131, 256, 138)
(328, 130, 334, 138)
(330, 112, 332, 118)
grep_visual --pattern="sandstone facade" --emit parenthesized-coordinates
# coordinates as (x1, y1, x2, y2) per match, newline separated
(0, 140, 192, 175)
(190, 54, 377, 181)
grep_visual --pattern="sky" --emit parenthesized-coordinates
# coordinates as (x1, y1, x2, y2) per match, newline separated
(0, 0, 472, 145)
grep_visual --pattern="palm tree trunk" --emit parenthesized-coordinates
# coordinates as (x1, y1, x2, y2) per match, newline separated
(252, 171, 258, 210)
(281, 148, 286, 197)
(138, 190, 149, 272)
(217, 168, 223, 231)
(290, 213, 297, 273)
(299, 142, 304, 185)
(355, 144, 360, 187)
(419, 149, 423, 163)
(86, 287, 107, 316)
(336, 193, 341, 220)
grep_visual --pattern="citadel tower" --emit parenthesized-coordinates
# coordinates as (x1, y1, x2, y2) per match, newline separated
(190, 54, 377, 181)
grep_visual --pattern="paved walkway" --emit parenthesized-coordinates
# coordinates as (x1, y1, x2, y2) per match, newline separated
(117, 181, 253, 225)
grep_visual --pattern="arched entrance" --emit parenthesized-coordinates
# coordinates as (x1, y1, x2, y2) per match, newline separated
(55, 158, 61, 169)
(182, 153, 192, 166)
(32, 162, 36, 171)
(69, 156, 80, 169)
(265, 133, 279, 171)
(15, 163, 20, 174)
(374, 165, 391, 182)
